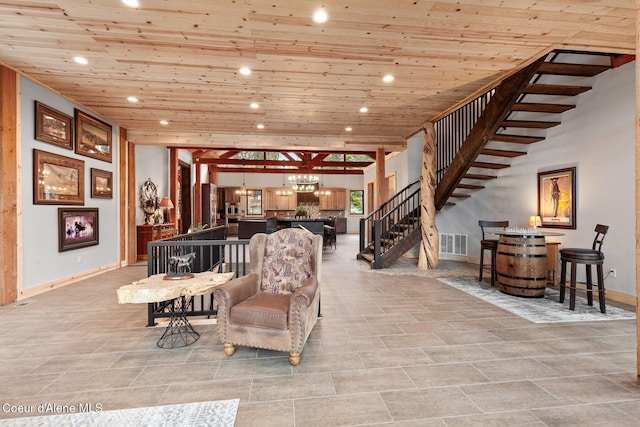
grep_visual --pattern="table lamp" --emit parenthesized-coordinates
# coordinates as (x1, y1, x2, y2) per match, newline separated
(529, 215, 542, 230)
(159, 197, 174, 223)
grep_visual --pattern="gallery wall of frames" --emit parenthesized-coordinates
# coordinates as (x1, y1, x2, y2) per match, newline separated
(33, 100, 114, 252)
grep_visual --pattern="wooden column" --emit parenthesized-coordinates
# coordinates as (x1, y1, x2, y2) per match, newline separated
(375, 147, 386, 208)
(635, 0, 640, 383)
(418, 122, 439, 270)
(0, 66, 18, 305)
(119, 127, 133, 265)
(194, 159, 202, 227)
(169, 148, 178, 228)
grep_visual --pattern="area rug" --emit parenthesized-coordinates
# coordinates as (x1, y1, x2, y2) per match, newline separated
(0, 399, 239, 427)
(439, 278, 636, 323)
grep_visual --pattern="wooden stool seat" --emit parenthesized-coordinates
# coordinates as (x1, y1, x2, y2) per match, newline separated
(558, 224, 609, 314)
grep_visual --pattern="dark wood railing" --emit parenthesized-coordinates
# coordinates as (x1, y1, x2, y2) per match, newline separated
(371, 187, 421, 269)
(359, 180, 420, 253)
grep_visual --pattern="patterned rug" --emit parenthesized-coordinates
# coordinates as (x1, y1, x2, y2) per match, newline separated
(439, 278, 636, 323)
(0, 399, 239, 427)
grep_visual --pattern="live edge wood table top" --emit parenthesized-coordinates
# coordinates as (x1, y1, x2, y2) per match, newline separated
(117, 271, 234, 305)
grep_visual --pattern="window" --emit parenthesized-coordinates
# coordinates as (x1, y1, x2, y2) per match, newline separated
(245, 189, 262, 216)
(349, 189, 364, 215)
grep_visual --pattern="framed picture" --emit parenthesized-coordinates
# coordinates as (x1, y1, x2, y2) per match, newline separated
(58, 207, 99, 252)
(91, 168, 113, 199)
(33, 149, 84, 205)
(35, 101, 73, 149)
(74, 109, 112, 163)
(537, 167, 576, 229)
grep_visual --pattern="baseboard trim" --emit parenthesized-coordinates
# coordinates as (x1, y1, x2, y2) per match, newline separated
(18, 263, 120, 301)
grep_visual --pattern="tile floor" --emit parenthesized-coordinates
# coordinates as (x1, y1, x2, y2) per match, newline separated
(1, 234, 639, 426)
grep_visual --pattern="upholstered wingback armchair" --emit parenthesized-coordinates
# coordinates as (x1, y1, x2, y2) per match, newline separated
(214, 227, 322, 366)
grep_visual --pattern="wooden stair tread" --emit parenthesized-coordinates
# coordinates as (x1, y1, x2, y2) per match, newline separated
(490, 134, 545, 144)
(471, 161, 510, 170)
(537, 62, 610, 77)
(450, 193, 471, 198)
(512, 103, 575, 113)
(480, 148, 527, 157)
(501, 120, 561, 129)
(523, 83, 591, 96)
(457, 183, 484, 190)
(463, 173, 497, 180)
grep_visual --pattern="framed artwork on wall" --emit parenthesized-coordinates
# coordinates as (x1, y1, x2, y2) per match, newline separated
(74, 109, 112, 163)
(58, 207, 99, 252)
(91, 168, 113, 199)
(33, 149, 85, 205)
(537, 167, 576, 229)
(34, 101, 73, 149)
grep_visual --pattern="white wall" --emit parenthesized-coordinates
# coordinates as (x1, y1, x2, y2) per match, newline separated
(134, 145, 169, 225)
(434, 61, 636, 296)
(20, 77, 119, 291)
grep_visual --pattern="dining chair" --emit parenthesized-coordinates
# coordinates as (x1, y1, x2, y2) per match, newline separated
(478, 220, 509, 286)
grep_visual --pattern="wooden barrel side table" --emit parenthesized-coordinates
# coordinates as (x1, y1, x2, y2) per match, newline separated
(496, 234, 548, 298)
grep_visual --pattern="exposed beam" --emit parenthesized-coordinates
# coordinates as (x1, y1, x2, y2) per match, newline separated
(210, 167, 363, 175)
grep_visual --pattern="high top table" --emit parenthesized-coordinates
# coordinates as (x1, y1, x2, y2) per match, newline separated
(118, 271, 234, 348)
(488, 229, 563, 298)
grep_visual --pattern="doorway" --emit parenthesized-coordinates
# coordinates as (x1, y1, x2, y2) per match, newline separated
(178, 161, 191, 234)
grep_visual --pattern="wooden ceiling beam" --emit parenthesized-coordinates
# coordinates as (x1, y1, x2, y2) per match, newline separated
(199, 158, 373, 168)
(210, 167, 364, 175)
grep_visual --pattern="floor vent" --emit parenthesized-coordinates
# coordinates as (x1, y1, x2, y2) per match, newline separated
(439, 233, 468, 256)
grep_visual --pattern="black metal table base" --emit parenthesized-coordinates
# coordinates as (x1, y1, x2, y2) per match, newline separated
(157, 296, 200, 349)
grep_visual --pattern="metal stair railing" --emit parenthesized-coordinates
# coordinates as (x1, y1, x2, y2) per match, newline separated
(359, 180, 420, 253)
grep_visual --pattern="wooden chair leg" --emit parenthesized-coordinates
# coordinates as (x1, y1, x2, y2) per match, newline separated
(585, 265, 593, 306)
(597, 264, 606, 314)
(490, 248, 496, 286)
(479, 248, 484, 282)
(559, 260, 567, 303)
(569, 262, 577, 311)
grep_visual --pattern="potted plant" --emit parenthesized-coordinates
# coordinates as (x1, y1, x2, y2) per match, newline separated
(295, 205, 308, 217)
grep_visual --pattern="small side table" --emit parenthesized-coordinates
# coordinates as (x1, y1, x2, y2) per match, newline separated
(546, 242, 561, 285)
(118, 272, 234, 348)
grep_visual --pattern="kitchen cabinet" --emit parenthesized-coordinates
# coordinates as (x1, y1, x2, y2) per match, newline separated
(319, 189, 346, 210)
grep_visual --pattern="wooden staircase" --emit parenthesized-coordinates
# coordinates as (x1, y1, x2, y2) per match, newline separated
(357, 181, 421, 269)
(435, 50, 622, 210)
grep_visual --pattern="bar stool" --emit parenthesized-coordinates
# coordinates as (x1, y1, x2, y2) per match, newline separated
(559, 224, 609, 313)
(478, 220, 509, 286)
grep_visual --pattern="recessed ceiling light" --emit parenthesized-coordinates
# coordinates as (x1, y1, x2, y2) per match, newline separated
(250, 102, 260, 109)
(127, 96, 139, 103)
(239, 67, 252, 76)
(122, 0, 140, 7)
(73, 56, 88, 65)
(160, 120, 168, 125)
(383, 74, 394, 83)
(313, 9, 328, 23)
(345, 127, 352, 132)
(257, 124, 265, 129)
(359, 107, 368, 113)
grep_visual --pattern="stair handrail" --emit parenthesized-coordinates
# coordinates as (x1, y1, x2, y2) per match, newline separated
(359, 179, 420, 252)
(370, 187, 421, 268)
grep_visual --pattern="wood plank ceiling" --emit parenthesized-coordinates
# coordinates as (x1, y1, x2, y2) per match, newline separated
(0, 0, 635, 155)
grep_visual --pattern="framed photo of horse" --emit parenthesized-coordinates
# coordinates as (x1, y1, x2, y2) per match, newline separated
(537, 167, 576, 229)
(58, 207, 99, 252)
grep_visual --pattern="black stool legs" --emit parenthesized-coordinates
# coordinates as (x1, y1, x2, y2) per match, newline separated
(559, 259, 606, 314)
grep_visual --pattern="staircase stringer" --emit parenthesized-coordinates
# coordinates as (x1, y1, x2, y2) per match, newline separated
(434, 58, 545, 210)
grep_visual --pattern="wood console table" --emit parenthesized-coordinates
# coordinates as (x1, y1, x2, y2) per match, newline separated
(136, 223, 176, 261)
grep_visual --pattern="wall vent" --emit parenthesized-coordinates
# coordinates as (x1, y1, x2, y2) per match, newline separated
(439, 233, 468, 255)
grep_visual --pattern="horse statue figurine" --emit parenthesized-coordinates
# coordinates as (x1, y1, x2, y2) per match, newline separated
(165, 252, 196, 279)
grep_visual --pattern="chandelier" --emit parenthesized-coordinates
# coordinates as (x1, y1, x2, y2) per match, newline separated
(314, 175, 331, 196)
(235, 173, 248, 195)
(289, 174, 319, 193)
